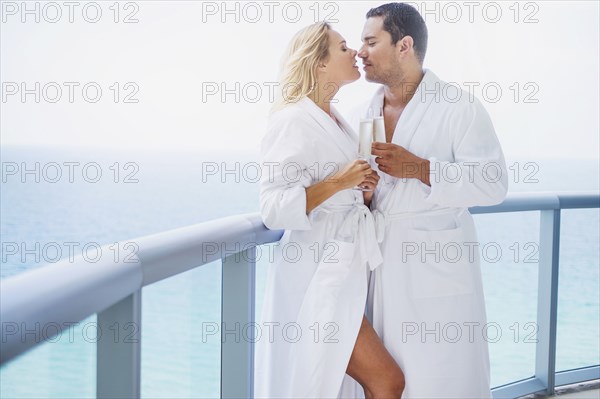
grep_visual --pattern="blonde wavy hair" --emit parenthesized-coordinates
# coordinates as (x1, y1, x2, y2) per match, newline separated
(271, 21, 331, 114)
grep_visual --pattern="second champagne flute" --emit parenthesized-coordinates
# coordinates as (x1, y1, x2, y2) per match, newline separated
(355, 117, 374, 191)
(372, 107, 393, 185)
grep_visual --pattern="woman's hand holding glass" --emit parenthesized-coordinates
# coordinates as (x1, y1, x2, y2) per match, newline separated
(332, 159, 373, 191)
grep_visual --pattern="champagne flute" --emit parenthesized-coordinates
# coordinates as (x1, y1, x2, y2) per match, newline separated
(373, 107, 386, 143)
(372, 107, 393, 185)
(354, 116, 374, 191)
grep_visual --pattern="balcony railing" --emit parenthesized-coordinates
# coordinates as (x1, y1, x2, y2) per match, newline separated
(1, 192, 599, 399)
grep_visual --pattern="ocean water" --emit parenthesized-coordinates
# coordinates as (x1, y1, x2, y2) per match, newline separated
(0, 146, 598, 398)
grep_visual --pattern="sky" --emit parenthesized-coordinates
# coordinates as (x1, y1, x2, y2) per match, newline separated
(1, 1, 599, 161)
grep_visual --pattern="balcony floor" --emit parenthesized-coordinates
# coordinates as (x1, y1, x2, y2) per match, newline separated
(519, 381, 600, 399)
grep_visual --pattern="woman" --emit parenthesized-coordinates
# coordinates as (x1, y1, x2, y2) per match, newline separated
(255, 22, 405, 398)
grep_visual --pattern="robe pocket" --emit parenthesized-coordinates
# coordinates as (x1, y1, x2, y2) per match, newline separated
(404, 226, 476, 299)
(408, 210, 460, 231)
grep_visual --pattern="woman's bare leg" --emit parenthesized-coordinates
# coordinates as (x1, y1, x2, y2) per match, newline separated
(346, 316, 405, 399)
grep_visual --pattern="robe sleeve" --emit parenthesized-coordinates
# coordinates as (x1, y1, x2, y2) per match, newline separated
(259, 113, 314, 231)
(423, 98, 509, 208)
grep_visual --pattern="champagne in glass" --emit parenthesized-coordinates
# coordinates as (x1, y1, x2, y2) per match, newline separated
(373, 107, 386, 143)
(354, 117, 373, 191)
(358, 118, 373, 159)
(372, 107, 392, 184)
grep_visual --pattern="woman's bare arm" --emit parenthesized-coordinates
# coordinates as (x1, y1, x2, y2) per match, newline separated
(305, 160, 372, 214)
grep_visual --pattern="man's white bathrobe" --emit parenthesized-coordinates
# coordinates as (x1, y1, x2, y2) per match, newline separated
(255, 97, 382, 398)
(360, 69, 508, 398)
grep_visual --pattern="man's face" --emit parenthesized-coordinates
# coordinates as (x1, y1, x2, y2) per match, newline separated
(358, 17, 401, 84)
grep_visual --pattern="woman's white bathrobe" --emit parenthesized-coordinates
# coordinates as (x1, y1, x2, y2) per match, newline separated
(254, 97, 382, 398)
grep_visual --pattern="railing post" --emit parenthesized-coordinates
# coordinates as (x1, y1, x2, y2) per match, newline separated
(535, 209, 561, 395)
(221, 248, 256, 399)
(97, 290, 142, 399)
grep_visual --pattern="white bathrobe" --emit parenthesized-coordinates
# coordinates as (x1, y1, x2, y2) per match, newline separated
(255, 97, 382, 398)
(356, 69, 508, 398)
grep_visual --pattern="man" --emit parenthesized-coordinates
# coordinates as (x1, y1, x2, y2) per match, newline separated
(357, 3, 508, 398)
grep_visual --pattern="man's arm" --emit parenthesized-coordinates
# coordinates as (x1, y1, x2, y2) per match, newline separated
(372, 99, 508, 208)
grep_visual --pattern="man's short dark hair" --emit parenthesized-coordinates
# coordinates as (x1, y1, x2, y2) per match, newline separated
(366, 3, 428, 64)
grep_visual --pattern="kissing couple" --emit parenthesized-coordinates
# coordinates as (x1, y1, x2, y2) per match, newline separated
(256, 3, 508, 398)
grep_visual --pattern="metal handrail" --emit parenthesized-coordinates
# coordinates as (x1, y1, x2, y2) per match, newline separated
(1, 191, 599, 399)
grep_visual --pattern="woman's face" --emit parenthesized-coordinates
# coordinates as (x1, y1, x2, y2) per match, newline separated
(319, 29, 360, 89)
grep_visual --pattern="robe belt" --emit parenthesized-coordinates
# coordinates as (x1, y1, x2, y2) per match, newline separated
(314, 203, 383, 271)
(371, 207, 466, 243)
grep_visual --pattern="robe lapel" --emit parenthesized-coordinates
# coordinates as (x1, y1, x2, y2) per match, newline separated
(297, 97, 356, 162)
(367, 86, 385, 118)
(394, 69, 437, 150)
(366, 69, 438, 151)
(331, 107, 358, 150)
(366, 70, 439, 211)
